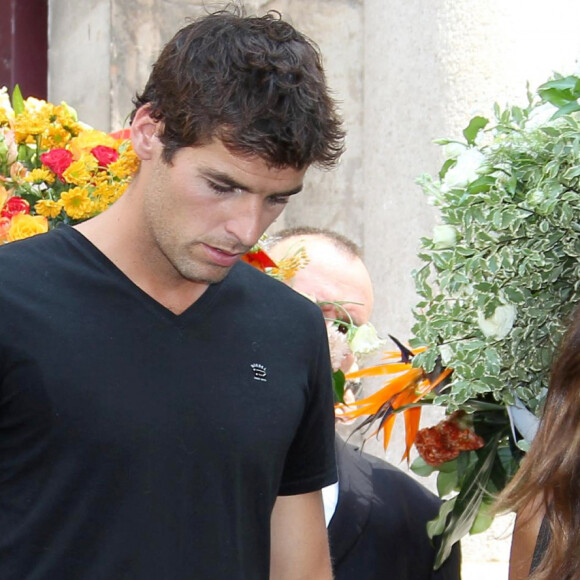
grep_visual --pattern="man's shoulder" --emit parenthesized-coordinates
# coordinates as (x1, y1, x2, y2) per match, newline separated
(0, 228, 70, 260)
(337, 440, 442, 510)
(229, 261, 324, 318)
(333, 440, 462, 579)
(0, 229, 70, 276)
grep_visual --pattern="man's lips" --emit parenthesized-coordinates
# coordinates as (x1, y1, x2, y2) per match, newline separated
(202, 244, 246, 267)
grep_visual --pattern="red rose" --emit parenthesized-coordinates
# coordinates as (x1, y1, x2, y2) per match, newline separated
(40, 148, 74, 179)
(91, 145, 119, 168)
(1, 196, 30, 219)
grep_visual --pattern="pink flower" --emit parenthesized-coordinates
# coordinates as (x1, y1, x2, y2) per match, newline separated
(0, 216, 11, 242)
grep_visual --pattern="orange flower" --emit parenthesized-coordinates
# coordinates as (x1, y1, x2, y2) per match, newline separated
(336, 341, 452, 461)
(9, 162, 27, 182)
(0, 216, 10, 242)
(241, 248, 277, 272)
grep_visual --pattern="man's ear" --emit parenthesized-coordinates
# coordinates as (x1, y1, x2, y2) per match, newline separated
(130, 105, 162, 161)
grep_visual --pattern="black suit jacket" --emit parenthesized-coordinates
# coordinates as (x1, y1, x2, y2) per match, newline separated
(328, 438, 462, 579)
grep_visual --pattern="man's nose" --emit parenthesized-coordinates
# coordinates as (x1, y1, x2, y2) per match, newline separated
(225, 196, 264, 248)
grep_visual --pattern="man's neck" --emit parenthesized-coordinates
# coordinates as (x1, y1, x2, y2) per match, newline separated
(74, 196, 209, 314)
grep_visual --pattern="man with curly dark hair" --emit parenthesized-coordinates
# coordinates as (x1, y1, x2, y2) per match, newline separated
(0, 8, 344, 579)
(132, 9, 344, 170)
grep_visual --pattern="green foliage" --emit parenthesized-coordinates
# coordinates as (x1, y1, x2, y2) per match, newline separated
(409, 74, 580, 562)
(333, 370, 346, 403)
(11, 85, 24, 115)
(413, 72, 580, 416)
(538, 75, 580, 117)
(463, 116, 489, 144)
(432, 433, 500, 569)
(411, 403, 516, 566)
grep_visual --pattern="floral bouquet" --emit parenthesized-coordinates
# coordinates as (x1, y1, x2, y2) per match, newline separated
(0, 86, 139, 243)
(338, 73, 580, 567)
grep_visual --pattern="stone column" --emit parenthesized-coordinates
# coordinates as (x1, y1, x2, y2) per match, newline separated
(48, 0, 112, 130)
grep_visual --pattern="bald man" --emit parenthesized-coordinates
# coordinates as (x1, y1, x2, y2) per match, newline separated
(268, 228, 462, 580)
(269, 229, 373, 379)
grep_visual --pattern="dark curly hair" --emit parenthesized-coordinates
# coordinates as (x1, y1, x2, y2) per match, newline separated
(132, 8, 345, 169)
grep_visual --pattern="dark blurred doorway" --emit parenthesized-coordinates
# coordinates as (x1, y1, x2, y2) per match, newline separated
(0, 0, 48, 99)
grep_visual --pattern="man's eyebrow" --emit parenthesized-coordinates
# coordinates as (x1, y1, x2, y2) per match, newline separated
(200, 168, 303, 196)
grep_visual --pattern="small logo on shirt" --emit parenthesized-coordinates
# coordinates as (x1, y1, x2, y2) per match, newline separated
(251, 363, 267, 382)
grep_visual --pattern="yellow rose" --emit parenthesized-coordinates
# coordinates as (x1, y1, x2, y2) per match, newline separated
(7, 214, 49, 242)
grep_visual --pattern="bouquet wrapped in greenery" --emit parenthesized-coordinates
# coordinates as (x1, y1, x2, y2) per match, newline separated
(340, 73, 580, 567)
(414, 75, 580, 416)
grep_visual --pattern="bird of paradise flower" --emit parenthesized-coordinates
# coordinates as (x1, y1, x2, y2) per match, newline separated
(336, 336, 452, 461)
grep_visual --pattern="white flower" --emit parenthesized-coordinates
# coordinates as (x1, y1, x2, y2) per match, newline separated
(432, 225, 458, 249)
(0, 87, 13, 119)
(23, 96, 47, 113)
(443, 148, 485, 189)
(439, 344, 453, 365)
(443, 142, 466, 160)
(477, 304, 517, 340)
(525, 102, 559, 130)
(348, 323, 385, 357)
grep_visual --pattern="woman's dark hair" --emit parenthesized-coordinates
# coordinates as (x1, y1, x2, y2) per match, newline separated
(132, 9, 345, 169)
(497, 304, 580, 579)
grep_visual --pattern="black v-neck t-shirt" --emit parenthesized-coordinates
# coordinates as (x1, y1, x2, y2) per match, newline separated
(0, 227, 337, 579)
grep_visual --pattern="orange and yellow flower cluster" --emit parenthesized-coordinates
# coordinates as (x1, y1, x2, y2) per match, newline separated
(0, 86, 139, 243)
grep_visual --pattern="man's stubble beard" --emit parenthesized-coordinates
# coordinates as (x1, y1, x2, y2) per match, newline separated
(155, 235, 234, 286)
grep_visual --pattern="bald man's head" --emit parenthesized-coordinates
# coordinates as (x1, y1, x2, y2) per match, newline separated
(268, 232, 374, 327)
